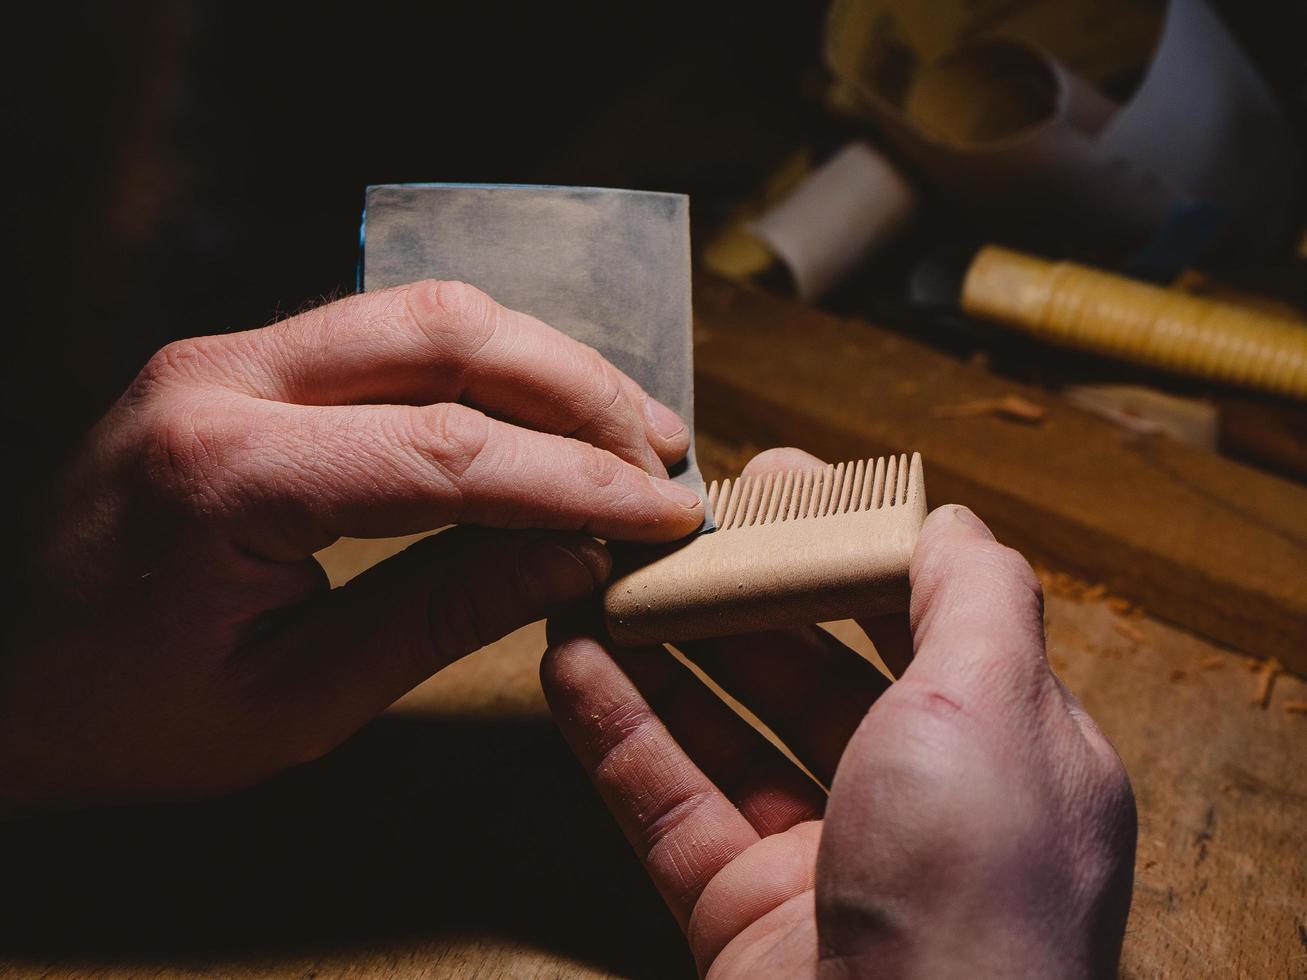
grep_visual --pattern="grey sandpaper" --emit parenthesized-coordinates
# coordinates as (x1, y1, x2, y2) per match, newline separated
(361, 183, 712, 531)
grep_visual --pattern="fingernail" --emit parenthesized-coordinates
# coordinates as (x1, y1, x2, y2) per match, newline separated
(565, 537, 613, 584)
(652, 476, 702, 509)
(950, 505, 995, 538)
(645, 395, 687, 441)
(523, 537, 612, 598)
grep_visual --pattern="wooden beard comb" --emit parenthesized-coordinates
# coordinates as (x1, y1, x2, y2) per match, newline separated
(603, 453, 926, 646)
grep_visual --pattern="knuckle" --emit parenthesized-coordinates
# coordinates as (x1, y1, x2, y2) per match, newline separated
(427, 278, 494, 322)
(404, 279, 500, 362)
(131, 339, 222, 400)
(429, 578, 492, 661)
(574, 358, 629, 434)
(982, 542, 1044, 606)
(591, 355, 626, 411)
(579, 445, 628, 492)
(412, 403, 493, 480)
(578, 340, 614, 382)
(140, 400, 244, 515)
(919, 539, 1044, 617)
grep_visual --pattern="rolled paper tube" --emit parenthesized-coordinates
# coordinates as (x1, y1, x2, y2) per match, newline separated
(603, 454, 926, 646)
(961, 246, 1307, 400)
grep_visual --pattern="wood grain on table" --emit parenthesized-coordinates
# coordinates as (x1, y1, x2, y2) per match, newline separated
(693, 277, 1307, 673)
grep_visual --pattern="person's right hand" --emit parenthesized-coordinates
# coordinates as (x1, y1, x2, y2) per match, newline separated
(2, 280, 703, 804)
(542, 448, 1136, 979)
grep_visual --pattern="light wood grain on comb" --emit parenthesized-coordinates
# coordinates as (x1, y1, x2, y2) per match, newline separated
(604, 454, 927, 646)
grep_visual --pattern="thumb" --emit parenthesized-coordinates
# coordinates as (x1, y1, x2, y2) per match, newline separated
(816, 506, 1134, 975)
(904, 503, 1050, 703)
(242, 527, 609, 762)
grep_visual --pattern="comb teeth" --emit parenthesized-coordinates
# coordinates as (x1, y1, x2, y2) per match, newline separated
(707, 455, 918, 531)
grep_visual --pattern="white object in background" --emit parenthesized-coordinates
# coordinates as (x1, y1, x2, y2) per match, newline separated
(824, 0, 1301, 254)
(1063, 384, 1218, 450)
(749, 141, 916, 301)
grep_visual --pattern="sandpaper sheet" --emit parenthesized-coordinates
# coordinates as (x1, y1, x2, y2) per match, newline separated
(361, 183, 712, 530)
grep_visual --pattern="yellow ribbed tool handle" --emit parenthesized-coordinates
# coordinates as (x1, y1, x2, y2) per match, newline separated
(960, 246, 1307, 400)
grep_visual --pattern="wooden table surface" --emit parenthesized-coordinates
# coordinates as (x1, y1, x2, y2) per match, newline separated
(3, 328, 1305, 979)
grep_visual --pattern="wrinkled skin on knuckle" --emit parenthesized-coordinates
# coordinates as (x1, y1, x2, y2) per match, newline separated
(429, 568, 502, 663)
(579, 357, 661, 470)
(411, 402, 493, 482)
(582, 355, 629, 430)
(136, 394, 265, 528)
(128, 338, 230, 406)
(404, 278, 500, 369)
(913, 544, 1047, 683)
(578, 444, 630, 494)
(913, 540, 1044, 632)
(990, 543, 1046, 628)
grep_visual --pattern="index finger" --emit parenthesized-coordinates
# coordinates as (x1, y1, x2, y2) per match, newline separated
(187, 281, 692, 476)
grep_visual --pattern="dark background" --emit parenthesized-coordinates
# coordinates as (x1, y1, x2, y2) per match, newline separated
(8, 4, 819, 475)
(9, 2, 1304, 489)
(2, 2, 1304, 972)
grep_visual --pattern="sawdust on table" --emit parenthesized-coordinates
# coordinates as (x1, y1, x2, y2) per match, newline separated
(1250, 657, 1285, 710)
(1032, 565, 1297, 707)
(1036, 566, 1143, 617)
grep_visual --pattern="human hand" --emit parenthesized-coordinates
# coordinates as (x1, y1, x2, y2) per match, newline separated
(542, 448, 1136, 979)
(2, 281, 702, 803)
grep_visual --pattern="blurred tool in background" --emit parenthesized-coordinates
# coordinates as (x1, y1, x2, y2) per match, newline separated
(705, 0, 1306, 479)
(960, 246, 1307, 400)
(824, 0, 1299, 268)
(706, 142, 916, 301)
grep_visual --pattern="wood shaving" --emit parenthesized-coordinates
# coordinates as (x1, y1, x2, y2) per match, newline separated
(1034, 566, 1144, 619)
(930, 394, 1047, 425)
(1113, 619, 1145, 644)
(1250, 657, 1285, 709)
(1284, 701, 1307, 716)
(1199, 655, 1225, 670)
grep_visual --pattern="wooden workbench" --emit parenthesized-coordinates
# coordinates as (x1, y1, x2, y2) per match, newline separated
(2, 286, 1304, 979)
